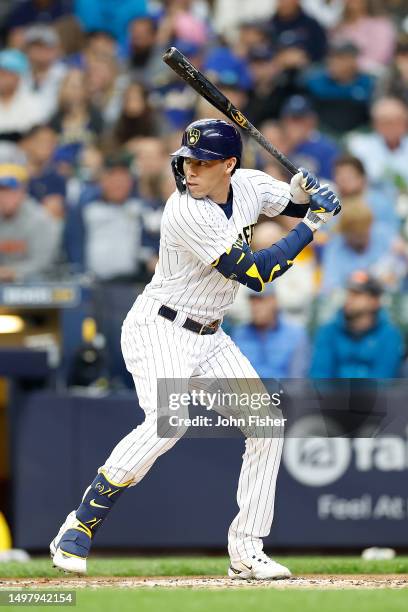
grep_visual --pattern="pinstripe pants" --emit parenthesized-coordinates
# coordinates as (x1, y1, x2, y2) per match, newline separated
(101, 295, 284, 562)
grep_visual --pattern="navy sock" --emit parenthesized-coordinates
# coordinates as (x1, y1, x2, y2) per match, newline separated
(58, 471, 131, 557)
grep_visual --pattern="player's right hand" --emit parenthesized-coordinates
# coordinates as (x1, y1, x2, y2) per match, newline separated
(303, 186, 341, 232)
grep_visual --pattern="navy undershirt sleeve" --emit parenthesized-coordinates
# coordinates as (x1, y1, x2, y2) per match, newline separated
(253, 221, 313, 280)
(280, 200, 308, 218)
(213, 221, 314, 291)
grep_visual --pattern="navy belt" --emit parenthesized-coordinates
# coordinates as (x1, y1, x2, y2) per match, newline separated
(158, 305, 220, 335)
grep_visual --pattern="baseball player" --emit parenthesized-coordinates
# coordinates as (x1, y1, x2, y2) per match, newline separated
(50, 119, 340, 579)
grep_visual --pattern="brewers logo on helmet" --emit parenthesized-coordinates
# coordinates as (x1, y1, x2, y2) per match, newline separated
(171, 118, 242, 192)
(187, 128, 200, 145)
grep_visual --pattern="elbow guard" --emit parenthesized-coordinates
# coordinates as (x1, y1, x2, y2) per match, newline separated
(212, 238, 293, 292)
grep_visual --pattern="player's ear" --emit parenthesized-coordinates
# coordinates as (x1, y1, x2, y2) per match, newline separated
(225, 157, 237, 175)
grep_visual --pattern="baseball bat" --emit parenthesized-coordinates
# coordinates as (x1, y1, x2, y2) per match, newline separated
(163, 46, 341, 213)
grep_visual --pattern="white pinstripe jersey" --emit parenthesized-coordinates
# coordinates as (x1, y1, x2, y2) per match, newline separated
(143, 169, 291, 323)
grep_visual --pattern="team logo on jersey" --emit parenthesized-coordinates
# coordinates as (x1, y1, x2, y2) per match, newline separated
(187, 128, 200, 145)
(239, 224, 255, 245)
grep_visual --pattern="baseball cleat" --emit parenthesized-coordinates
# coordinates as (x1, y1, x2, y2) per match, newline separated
(50, 511, 90, 574)
(52, 547, 87, 574)
(228, 553, 292, 580)
(50, 511, 77, 558)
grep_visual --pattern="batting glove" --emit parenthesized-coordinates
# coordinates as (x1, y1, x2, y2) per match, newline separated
(290, 168, 320, 204)
(303, 186, 341, 232)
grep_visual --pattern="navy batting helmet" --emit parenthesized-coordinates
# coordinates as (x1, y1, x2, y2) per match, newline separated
(171, 118, 242, 192)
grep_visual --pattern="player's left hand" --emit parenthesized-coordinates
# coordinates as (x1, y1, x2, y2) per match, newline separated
(290, 168, 320, 204)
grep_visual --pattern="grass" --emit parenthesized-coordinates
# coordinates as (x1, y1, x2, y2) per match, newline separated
(1, 557, 407, 612)
(1, 589, 407, 612)
(75, 590, 408, 612)
(0, 555, 408, 578)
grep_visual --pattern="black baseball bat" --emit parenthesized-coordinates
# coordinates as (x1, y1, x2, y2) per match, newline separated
(163, 46, 341, 213)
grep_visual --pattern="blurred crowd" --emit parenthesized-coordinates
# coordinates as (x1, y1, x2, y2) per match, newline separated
(1, 0, 408, 380)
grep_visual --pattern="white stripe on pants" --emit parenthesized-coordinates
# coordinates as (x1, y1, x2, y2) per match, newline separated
(101, 295, 283, 562)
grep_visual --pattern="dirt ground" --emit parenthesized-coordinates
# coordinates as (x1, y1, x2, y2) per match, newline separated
(1, 575, 408, 590)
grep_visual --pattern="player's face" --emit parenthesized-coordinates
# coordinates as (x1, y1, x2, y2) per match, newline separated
(183, 157, 236, 201)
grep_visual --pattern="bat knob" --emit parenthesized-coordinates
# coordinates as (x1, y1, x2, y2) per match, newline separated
(163, 47, 176, 62)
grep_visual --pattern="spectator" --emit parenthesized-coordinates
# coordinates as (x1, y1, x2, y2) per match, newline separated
(333, 154, 399, 233)
(52, 14, 86, 58)
(64, 143, 103, 209)
(74, 0, 147, 46)
(235, 20, 272, 59)
(280, 95, 340, 180)
(0, 49, 44, 140)
(331, 0, 396, 75)
(21, 124, 66, 219)
(49, 68, 103, 160)
(138, 168, 173, 275)
(62, 28, 116, 76)
(274, 32, 312, 76)
(128, 137, 169, 201)
(216, 0, 345, 34)
(0, 160, 61, 281)
(153, 40, 203, 131)
(156, 0, 209, 48)
(110, 82, 157, 148)
(310, 271, 403, 378)
(85, 53, 129, 126)
(268, 0, 328, 63)
(196, 47, 252, 122)
(305, 41, 374, 134)
(213, 2, 275, 39)
(258, 121, 291, 168)
(245, 45, 278, 124)
(302, 0, 344, 29)
(204, 45, 253, 91)
(232, 284, 310, 378)
(51, 143, 78, 179)
(127, 16, 160, 83)
(245, 41, 307, 124)
(6, 0, 73, 30)
(376, 34, 408, 106)
(23, 24, 67, 122)
(83, 30, 117, 63)
(320, 201, 395, 294)
(67, 153, 153, 281)
(347, 97, 408, 188)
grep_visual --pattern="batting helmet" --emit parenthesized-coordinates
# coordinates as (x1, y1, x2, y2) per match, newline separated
(171, 118, 242, 192)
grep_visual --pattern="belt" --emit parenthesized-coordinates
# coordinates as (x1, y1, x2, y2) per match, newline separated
(158, 305, 221, 335)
